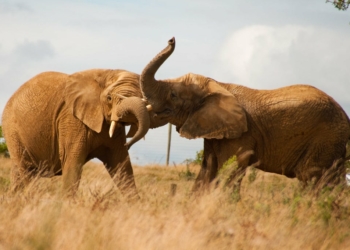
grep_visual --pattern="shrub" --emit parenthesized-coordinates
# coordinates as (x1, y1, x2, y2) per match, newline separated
(182, 150, 203, 166)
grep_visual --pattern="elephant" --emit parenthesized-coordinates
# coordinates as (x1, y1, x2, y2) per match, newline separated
(2, 69, 164, 198)
(139, 37, 350, 191)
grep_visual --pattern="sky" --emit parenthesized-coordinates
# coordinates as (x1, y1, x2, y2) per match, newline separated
(1, 0, 349, 165)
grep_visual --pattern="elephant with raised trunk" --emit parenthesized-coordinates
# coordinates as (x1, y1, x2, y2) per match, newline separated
(140, 38, 350, 191)
(2, 69, 165, 198)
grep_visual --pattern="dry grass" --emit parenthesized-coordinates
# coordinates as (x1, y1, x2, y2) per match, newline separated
(0, 157, 350, 250)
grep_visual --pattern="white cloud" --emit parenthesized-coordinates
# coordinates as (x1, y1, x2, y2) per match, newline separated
(13, 40, 55, 61)
(0, 2, 32, 13)
(215, 25, 350, 111)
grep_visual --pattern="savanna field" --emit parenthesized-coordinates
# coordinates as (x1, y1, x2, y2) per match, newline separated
(0, 156, 350, 250)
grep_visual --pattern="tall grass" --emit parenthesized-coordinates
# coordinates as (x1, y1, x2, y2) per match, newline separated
(0, 157, 349, 249)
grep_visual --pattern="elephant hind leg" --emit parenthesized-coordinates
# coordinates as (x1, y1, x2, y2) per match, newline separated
(10, 164, 36, 192)
(314, 158, 346, 191)
(294, 142, 347, 189)
(8, 142, 39, 192)
(10, 152, 38, 193)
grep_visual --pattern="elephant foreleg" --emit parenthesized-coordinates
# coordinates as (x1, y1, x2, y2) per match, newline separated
(62, 162, 84, 196)
(226, 149, 256, 189)
(105, 146, 139, 200)
(61, 158, 84, 197)
(192, 139, 218, 193)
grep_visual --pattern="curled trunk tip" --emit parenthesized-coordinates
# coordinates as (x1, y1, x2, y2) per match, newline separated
(168, 37, 175, 45)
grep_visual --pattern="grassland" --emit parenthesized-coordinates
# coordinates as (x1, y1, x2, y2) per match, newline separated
(0, 157, 350, 249)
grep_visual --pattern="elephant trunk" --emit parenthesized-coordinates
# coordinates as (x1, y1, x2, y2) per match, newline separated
(110, 97, 150, 149)
(140, 37, 176, 101)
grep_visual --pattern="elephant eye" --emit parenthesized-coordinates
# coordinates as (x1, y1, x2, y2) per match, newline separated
(107, 95, 112, 102)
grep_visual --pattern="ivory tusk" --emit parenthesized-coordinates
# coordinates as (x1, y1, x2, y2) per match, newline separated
(116, 94, 127, 99)
(109, 121, 117, 138)
(146, 104, 153, 111)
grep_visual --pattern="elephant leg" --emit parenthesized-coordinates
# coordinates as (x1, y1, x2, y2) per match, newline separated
(231, 149, 256, 184)
(226, 148, 262, 192)
(192, 139, 218, 192)
(9, 146, 37, 192)
(60, 142, 86, 197)
(104, 138, 139, 200)
(59, 125, 92, 196)
(294, 142, 347, 189)
(11, 163, 35, 193)
(215, 138, 257, 190)
(61, 157, 85, 197)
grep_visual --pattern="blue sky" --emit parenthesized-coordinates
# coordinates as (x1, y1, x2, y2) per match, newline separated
(1, 0, 350, 165)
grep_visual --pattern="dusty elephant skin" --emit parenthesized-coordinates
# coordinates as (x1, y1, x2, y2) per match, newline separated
(140, 38, 350, 191)
(2, 69, 165, 198)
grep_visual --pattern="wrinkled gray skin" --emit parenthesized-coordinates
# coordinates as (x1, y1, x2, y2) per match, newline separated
(140, 38, 350, 191)
(2, 69, 166, 198)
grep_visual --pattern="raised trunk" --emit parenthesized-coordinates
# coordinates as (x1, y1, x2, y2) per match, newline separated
(140, 37, 176, 101)
(111, 97, 150, 149)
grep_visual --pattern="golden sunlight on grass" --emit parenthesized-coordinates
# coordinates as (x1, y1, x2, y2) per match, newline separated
(0, 157, 350, 249)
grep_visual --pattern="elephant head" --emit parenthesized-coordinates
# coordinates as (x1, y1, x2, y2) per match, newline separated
(140, 38, 247, 140)
(64, 69, 151, 149)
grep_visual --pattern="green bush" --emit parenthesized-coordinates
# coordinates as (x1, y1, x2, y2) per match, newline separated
(178, 168, 196, 181)
(180, 153, 198, 181)
(193, 150, 203, 165)
(183, 150, 203, 166)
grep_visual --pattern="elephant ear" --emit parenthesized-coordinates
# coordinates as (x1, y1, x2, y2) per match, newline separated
(64, 74, 104, 133)
(179, 91, 247, 140)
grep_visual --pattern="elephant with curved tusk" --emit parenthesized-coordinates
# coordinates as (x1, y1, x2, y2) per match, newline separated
(139, 37, 350, 191)
(1, 69, 166, 198)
